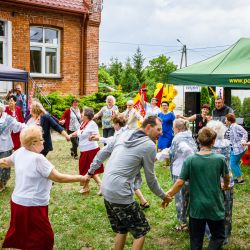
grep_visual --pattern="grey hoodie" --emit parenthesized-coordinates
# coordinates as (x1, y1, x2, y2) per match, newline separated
(89, 129, 166, 204)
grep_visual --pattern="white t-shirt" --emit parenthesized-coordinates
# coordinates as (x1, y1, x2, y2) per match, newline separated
(11, 147, 54, 206)
(145, 103, 161, 118)
(77, 120, 99, 152)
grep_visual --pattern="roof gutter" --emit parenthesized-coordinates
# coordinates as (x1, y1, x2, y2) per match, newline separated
(1, 0, 89, 16)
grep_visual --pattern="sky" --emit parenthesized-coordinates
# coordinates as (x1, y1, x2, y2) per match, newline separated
(99, 0, 250, 102)
(99, 0, 250, 67)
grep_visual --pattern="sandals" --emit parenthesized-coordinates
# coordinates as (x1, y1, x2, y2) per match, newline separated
(0, 182, 5, 193)
(140, 202, 150, 210)
(175, 223, 189, 232)
(79, 188, 90, 194)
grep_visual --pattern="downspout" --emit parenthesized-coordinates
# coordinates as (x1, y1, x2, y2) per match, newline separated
(80, 13, 89, 95)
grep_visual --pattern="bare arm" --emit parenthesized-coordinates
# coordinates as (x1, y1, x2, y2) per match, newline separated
(0, 157, 13, 168)
(177, 114, 196, 122)
(61, 130, 71, 141)
(166, 179, 185, 198)
(222, 174, 230, 190)
(48, 168, 84, 184)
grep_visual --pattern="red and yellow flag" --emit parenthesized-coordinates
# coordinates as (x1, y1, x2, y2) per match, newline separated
(133, 84, 147, 117)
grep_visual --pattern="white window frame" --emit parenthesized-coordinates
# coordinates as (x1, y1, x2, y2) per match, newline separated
(0, 20, 12, 95)
(30, 26, 60, 78)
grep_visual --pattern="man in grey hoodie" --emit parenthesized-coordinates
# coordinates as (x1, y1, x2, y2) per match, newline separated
(83, 116, 171, 250)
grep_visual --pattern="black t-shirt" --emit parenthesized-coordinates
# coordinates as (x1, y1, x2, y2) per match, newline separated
(195, 114, 207, 134)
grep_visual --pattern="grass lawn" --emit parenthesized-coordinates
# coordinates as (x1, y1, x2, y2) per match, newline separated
(0, 138, 250, 249)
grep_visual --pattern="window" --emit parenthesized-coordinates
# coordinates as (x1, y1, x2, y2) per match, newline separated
(30, 26, 60, 77)
(0, 21, 6, 64)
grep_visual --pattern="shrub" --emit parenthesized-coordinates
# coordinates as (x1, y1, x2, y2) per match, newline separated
(39, 91, 128, 119)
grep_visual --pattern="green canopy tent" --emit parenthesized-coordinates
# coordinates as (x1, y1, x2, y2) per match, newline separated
(168, 38, 250, 89)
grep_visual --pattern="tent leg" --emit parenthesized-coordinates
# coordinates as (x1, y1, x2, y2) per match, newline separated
(224, 88, 231, 106)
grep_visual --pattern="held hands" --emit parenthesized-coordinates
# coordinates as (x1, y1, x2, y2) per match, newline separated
(88, 134, 100, 141)
(161, 192, 173, 209)
(59, 119, 65, 125)
(241, 140, 249, 146)
(65, 134, 71, 141)
(80, 174, 91, 186)
(221, 182, 230, 191)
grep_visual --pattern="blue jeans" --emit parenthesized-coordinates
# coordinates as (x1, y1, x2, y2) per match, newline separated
(230, 150, 245, 178)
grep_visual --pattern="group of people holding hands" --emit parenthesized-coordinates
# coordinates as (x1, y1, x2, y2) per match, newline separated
(0, 86, 249, 250)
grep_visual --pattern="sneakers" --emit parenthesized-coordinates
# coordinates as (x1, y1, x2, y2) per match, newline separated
(234, 179, 245, 185)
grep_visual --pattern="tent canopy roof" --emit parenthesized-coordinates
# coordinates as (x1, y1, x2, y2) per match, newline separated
(169, 38, 250, 88)
(0, 64, 29, 82)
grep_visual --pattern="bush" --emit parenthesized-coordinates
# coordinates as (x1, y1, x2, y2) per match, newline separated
(200, 87, 211, 107)
(242, 97, 250, 125)
(231, 96, 241, 117)
(39, 91, 128, 119)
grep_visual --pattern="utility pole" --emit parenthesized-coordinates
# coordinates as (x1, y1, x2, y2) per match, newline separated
(177, 39, 187, 68)
(177, 39, 188, 115)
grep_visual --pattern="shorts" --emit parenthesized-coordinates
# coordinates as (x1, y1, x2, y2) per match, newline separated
(104, 200, 150, 239)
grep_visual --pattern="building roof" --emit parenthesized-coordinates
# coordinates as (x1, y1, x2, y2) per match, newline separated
(4, 0, 89, 14)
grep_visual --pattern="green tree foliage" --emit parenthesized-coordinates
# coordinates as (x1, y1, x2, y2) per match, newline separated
(98, 68, 115, 85)
(200, 87, 211, 107)
(132, 47, 145, 84)
(231, 96, 241, 117)
(108, 57, 123, 85)
(120, 58, 140, 92)
(242, 97, 250, 125)
(145, 55, 177, 83)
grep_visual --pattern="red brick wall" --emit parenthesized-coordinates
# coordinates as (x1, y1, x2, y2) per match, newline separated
(0, 3, 100, 96)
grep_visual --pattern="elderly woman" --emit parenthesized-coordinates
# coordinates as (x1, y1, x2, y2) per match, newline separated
(94, 95, 119, 138)
(122, 100, 143, 130)
(70, 108, 104, 194)
(225, 113, 248, 184)
(0, 126, 84, 250)
(60, 98, 81, 159)
(206, 120, 234, 245)
(158, 101, 175, 150)
(158, 118, 197, 230)
(5, 95, 24, 150)
(0, 101, 26, 192)
(26, 101, 70, 156)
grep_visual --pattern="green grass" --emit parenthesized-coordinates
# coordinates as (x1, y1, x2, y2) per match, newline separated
(0, 139, 250, 249)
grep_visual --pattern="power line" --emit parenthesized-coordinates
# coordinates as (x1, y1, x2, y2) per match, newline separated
(100, 40, 180, 48)
(100, 40, 232, 50)
(145, 49, 182, 59)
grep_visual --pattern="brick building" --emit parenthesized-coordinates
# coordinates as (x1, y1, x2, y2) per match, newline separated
(0, 0, 102, 96)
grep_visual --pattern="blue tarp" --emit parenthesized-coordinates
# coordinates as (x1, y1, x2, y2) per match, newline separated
(0, 64, 28, 82)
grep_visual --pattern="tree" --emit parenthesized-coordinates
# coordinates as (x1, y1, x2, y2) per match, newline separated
(242, 97, 250, 125)
(145, 55, 177, 83)
(120, 58, 139, 92)
(200, 87, 211, 107)
(231, 96, 241, 117)
(132, 47, 145, 85)
(98, 68, 115, 86)
(108, 57, 123, 85)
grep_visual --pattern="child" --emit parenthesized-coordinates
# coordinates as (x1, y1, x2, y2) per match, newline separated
(165, 127, 230, 250)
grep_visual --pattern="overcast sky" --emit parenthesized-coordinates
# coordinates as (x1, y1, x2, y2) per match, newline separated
(99, 0, 250, 68)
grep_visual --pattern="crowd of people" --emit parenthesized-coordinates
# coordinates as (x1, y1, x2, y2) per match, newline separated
(0, 85, 249, 250)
